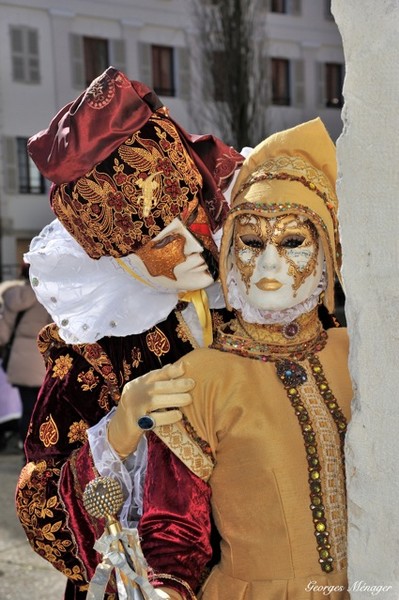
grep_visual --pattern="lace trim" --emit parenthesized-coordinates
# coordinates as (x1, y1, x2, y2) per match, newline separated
(87, 411, 148, 526)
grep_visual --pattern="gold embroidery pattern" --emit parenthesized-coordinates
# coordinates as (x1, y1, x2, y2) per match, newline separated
(52, 115, 202, 259)
(211, 310, 225, 332)
(16, 460, 86, 582)
(84, 69, 131, 110)
(39, 415, 59, 448)
(146, 326, 170, 357)
(39, 325, 120, 407)
(300, 362, 347, 570)
(68, 420, 89, 444)
(122, 359, 132, 381)
(75, 343, 120, 403)
(52, 354, 73, 380)
(155, 422, 214, 482)
(131, 347, 143, 369)
(77, 367, 99, 391)
(234, 307, 322, 347)
(175, 311, 198, 348)
(235, 155, 337, 219)
(37, 323, 65, 367)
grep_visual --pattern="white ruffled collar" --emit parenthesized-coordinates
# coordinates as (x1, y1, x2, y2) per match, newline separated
(25, 219, 225, 345)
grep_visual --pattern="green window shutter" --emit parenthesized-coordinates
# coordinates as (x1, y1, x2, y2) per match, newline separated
(70, 33, 85, 89)
(292, 59, 304, 106)
(109, 39, 126, 74)
(3, 137, 18, 193)
(138, 42, 152, 87)
(177, 47, 190, 101)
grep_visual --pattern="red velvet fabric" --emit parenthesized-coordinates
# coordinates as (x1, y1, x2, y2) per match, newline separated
(27, 67, 243, 235)
(139, 433, 213, 597)
(27, 69, 162, 185)
(15, 309, 231, 600)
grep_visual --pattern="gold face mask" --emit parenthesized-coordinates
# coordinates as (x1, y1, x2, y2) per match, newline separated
(135, 197, 217, 281)
(135, 233, 187, 280)
(233, 214, 319, 294)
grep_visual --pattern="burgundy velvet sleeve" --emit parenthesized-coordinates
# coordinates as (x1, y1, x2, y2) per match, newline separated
(15, 341, 114, 594)
(139, 432, 213, 597)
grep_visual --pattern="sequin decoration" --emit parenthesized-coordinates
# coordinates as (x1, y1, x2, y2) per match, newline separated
(283, 321, 300, 339)
(276, 364, 334, 573)
(276, 359, 307, 387)
(275, 356, 348, 574)
(308, 354, 348, 454)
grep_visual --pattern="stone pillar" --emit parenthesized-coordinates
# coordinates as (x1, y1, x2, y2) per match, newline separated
(332, 1, 399, 596)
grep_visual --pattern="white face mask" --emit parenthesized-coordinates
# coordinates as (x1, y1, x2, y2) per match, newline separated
(123, 218, 214, 291)
(231, 214, 324, 311)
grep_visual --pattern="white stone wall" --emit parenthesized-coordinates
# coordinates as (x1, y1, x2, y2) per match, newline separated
(332, 1, 399, 596)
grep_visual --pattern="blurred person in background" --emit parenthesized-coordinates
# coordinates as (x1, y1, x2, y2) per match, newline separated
(0, 263, 51, 455)
(0, 278, 23, 452)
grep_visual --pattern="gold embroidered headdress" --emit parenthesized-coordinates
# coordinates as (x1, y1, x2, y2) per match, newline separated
(28, 67, 243, 260)
(219, 118, 340, 312)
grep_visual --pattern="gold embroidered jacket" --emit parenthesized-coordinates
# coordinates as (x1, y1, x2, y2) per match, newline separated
(15, 308, 229, 600)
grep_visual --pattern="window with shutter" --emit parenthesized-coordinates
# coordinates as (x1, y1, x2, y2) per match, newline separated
(109, 39, 126, 74)
(138, 42, 152, 86)
(3, 137, 45, 194)
(325, 63, 344, 108)
(270, 0, 285, 12)
(70, 34, 85, 89)
(17, 137, 45, 194)
(152, 45, 175, 96)
(271, 58, 290, 105)
(3, 137, 18, 193)
(83, 37, 109, 86)
(70, 35, 125, 89)
(270, 0, 301, 14)
(292, 59, 304, 106)
(176, 47, 191, 101)
(10, 26, 40, 84)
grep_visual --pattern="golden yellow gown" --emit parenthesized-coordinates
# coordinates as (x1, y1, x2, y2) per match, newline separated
(139, 311, 352, 600)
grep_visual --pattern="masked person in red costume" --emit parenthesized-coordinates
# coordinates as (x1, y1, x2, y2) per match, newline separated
(114, 118, 352, 600)
(15, 67, 244, 600)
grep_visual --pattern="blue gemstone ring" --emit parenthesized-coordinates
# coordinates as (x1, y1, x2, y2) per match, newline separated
(137, 415, 156, 431)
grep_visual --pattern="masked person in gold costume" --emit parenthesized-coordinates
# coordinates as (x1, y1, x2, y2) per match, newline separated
(15, 67, 243, 600)
(114, 118, 352, 600)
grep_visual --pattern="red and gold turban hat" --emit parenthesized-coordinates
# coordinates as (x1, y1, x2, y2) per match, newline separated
(219, 118, 340, 312)
(28, 67, 243, 259)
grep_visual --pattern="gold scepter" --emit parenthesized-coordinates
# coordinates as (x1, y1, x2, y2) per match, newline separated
(83, 476, 159, 600)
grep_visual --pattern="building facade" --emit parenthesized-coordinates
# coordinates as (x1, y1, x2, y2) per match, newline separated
(0, 0, 344, 279)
